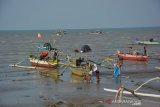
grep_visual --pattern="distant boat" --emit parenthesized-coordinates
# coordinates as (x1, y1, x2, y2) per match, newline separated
(136, 41, 160, 45)
(89, 31, 103, 35)
(118, 53, 148, 61)
(53, 30, 67, 36)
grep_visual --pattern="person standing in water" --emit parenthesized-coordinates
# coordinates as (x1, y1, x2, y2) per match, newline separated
(113, 61, 121, 89)
(93, 64, 100, 82)
(113, 61, 121, 77)
(52, 49, 57, 61)
(144, 47, 147, 56)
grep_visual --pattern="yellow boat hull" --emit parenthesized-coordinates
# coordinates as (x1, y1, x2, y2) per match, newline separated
(70, 67, 90, 77)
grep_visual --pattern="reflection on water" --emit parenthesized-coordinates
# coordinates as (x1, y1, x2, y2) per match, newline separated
(39, 69, 63, 82)
(70, 74, 84, 83)
(114, 77, 122, 89)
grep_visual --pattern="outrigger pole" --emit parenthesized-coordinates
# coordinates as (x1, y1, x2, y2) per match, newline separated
(9, 64, 37, 69)
(104, 77, 160, 98)
(104, 87, 160, 98)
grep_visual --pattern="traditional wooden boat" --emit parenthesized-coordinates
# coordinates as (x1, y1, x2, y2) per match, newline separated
(28, 40, 59, 68)
(70, 66, 90, 77)
(28, 57, 58, 68)
(136, 41, 160, 45)
(118, 53, 148, 61)
(89, 31, 103, 35)
(53, 30, 67, 36)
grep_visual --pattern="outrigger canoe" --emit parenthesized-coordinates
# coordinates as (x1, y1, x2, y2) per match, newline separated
(29, 57, 58, 68)
(28, 41, 59, 68)
(70, 67, 90, 77)
(118, 53, 148, 61)
(136, 41, 160, 45)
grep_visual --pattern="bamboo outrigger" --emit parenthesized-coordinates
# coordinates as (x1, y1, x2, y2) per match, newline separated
(104, 77, 160, 99)
(9, 64, 37, 69)
(9, 34, 59, 69)
(104, 88, 160, 98)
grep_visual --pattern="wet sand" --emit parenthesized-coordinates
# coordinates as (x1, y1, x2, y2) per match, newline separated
(0, 67, 160, 107)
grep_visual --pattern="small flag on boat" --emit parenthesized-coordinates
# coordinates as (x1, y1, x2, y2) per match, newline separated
(37, 33, 42, 38)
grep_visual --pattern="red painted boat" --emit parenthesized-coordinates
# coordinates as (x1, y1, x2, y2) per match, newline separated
(118, 53, 148, 61)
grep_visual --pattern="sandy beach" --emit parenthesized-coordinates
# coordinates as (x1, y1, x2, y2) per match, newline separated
(0, 67, 159, 107)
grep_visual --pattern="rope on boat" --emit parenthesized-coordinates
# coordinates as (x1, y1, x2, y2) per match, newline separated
(9, 58, 40, 69)
(87, 59, 113, 69)
(59, 66, 68, 76)
(15, 58, 27, 65)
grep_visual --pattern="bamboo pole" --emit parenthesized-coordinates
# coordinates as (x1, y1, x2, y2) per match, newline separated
(104, 88, 160, 98)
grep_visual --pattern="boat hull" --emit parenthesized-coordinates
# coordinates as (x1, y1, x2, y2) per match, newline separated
(136, 41, 160, 45)
(29, 58, 58, 68)
(70, 67, 90, 77)
(118, 53, 148, 61)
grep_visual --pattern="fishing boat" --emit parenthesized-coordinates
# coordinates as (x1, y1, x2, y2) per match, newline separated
(64, 49, 92, 77)
(29, 41, 59, 68)
(70, 66, 90, 77)
(118, 47, 148, 61)
(28, 56, 58, 68)
(9, 50, 58, 69)
(67, 58, 91, 76)
(9, 33, 59, 69)
(136, 41, 160, 45)
(118, 53, 148, 61)
(53, 30, 67, 36)
(89, 31, 103, 35)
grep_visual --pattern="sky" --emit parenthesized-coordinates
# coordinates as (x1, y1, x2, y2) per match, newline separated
(0, 0, 160, 30)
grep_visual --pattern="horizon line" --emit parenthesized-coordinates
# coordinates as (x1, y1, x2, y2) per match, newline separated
(0, 26, 160, 31)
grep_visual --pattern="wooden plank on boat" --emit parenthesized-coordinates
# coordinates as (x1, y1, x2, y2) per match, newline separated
(104, 88, 160, 98)
(70, 68, 84, 76)
(9, 64, 37, 69)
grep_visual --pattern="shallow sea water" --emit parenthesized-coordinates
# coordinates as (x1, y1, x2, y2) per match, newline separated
(0, 28, 160, 107)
